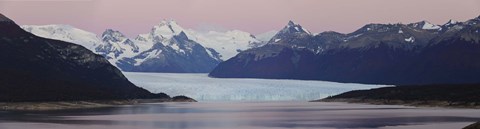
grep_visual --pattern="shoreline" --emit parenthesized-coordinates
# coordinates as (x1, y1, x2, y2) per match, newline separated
(0, 98, 195, 111)
(313, 84, 480, 109)
(313, 98, 480, 109)
(3, 98, 479, 111)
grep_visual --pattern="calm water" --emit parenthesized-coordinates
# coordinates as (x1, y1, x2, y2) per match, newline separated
(0, 102, 479, 129)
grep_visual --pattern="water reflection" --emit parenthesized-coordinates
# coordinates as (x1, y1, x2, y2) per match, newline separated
(0, 102, 479, 129)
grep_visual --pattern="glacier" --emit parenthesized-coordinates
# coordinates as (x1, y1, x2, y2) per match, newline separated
(123, 72, 386, 101)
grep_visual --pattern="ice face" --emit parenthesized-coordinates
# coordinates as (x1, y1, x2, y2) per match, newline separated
(123, 72, 385, 101)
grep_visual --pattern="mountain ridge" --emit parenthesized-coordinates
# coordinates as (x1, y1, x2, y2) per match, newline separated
(210, 16, 480, 85)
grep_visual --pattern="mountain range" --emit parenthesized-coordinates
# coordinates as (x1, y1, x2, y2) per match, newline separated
(0, 13, 169, 102)
(210, 16, 480, 85)
(20, 14, 480, 85)
(22, 20, 270, 73)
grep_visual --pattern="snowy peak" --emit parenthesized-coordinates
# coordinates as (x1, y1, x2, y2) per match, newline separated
(158, 19, 180, 28)
(0, 13, 13, 23)
(150, 19, 186, 40)
(133, 19, 262, 61)
(186, 29, 263, 60)
(421, 21, 440, 30)
(444, 19, 458, 26)
(282, 20, 311, 34)
(21, 24, 101, 51)
(102, 29, 128, 42)
(409, 21, 441, 30)
(157, 19, 181, 33)
(269, 20, 312, 43)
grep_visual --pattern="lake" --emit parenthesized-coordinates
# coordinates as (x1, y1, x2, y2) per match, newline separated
(0, 102, 479, 129)
(123, 72, 384, 101)
(1, 73, 477, 129)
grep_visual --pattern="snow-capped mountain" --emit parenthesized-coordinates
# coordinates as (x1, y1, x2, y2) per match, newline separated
(111, 20, 222, 72)
(131, 20, 220, 61)
(97, 29, 140, 63)
(210, 16, 480, 85)
(444, 19, 458, 26)
(21, 25, 142, 65)
(407, 21, 442, 30)
(22, 19, 263, 73)
(118, 31, 221, 73)
(21, 25, 101, 51)
(269, 21, 312, 44)
(186, 29, 262, 60)
(142, 20, 190, 45)
(134, 19, 263, 60)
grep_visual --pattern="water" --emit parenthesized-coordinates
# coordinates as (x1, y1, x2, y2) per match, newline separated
(1, 73, 475, 128)
(123, 72, 384, 101)
(0, 102, 479, 129)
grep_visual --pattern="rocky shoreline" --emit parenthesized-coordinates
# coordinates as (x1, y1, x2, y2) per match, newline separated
(313, 84, 480, 109)
(314, 98, 480, 109)
(0, 97, 197, 111)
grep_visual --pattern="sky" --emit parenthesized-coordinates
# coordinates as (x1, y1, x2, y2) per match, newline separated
(1, 0, 479, 37)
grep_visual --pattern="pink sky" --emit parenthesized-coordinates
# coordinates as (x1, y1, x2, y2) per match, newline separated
(1, 0, 479, 36)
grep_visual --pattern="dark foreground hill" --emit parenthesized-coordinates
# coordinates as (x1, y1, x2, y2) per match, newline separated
(464, 122, 480, 129)
(316, 84, 480, 108)
(0, 13, 169, 102)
